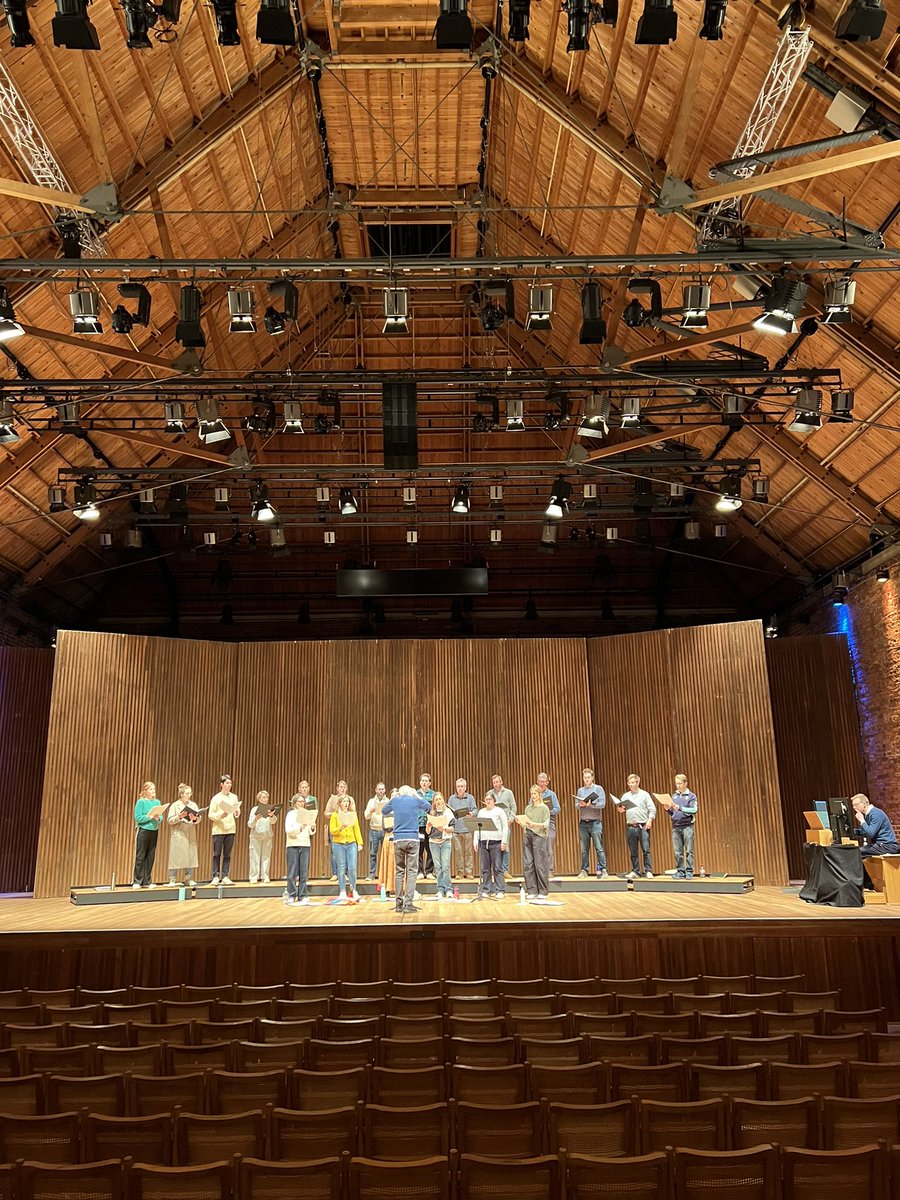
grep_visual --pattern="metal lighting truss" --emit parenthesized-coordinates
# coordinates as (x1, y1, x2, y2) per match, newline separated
(0, 61, 105, 258)
(698, 26, 812, 245)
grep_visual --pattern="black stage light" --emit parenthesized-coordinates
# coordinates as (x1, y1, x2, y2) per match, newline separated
(829, 389, 855, 423)
(176, 285, 205, 348)
(0, 399, 19, 445)
(699, 0, 727, 38)
(822, 278, 856, 324)
(754, 276, 808, 336)
(265, 279, 299, 333)
(546, 476, 572, 519)
(264, 307, 285, 335)
(435, 0, 472, 49)
(600, 0, 617, 22)
(244, 398, 276, 434)
(451, 485, 471, 514)
(835, 0, 886, 41)
(876, 568, 890, 584)
(579, 281, 607, 344)
(111, 283, 151, 333)
(789, 388, 822, 434)
(164, 401, 187, 433)
(256, 0, 296, 43)
(0, 287, 24, 343)
(508, 0, 530, 39)
(52, 0, 100, 47)
(524, 596, 539, 619)
(55, 217, 82, 259)
(250, 480, 277, 523)
(339, 488, 358, 516)
(122, 0, 155, 47)
(1, 0, 35, 45)
(69, 289, 102, 334)
(635, 0, 677, 44)
(564, 0, 591, 50)
(211, 0, 239, 44)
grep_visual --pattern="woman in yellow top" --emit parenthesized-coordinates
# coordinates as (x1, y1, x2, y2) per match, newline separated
(329, 795, 363, 901)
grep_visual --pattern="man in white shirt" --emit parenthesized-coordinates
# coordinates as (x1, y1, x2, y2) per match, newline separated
(616, 773, 656, 879)
(364, 782, 389, 879)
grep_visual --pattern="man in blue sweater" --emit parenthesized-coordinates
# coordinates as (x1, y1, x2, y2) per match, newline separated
(383, 785, 431, 914)
(662, 773, 698, 879)
(852, 793, 899, 871)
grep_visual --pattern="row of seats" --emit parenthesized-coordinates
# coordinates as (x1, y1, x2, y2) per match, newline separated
(4, 1093, 900, 1164)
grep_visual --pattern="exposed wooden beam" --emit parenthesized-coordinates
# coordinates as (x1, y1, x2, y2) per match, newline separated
(73, 55, 113, 185)
(618, 322, 760, 365)
(91, 429, 237, 466)
(586, 426, 719, 459)
(0, 177, 94, 214)
(18, 326, 181, 373)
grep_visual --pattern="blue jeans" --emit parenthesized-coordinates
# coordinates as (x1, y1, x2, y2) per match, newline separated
(431, 838, 452, 894)
(501, 846, 510, 874)
(626, 825, 653, 874)
(286, 845, 310, 899)
(368, 829, 384, 877)
(334, 841, 358, 893)
(479, 841, 505, 896)
(672, 825, 695, 876)
(579, 819, 606, 872)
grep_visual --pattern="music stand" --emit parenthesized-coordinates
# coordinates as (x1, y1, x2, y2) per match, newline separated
(457, 814, 500, 839)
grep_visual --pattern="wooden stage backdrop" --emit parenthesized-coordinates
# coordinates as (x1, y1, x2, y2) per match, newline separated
(35, 622, 791, 895)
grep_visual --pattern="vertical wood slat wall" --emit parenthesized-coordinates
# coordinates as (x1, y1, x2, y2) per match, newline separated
(765, 634, 867, 880)
(37, 622, 792, 895)
(0, 648, 55, 894)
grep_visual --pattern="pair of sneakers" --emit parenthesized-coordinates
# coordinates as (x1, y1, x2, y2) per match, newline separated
(338, 890, 361, 901)
(210, 876, 234, 886)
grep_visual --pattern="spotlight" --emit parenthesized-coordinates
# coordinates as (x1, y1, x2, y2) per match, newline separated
(564, 0, 592, 51)
(0, 287, 24, 342)
(139, 488, 157, 514)
(264, 308, 285, 336)
(789, 388, 822, 433)
(699, 0, 727, 38)
(58, 401, 82, 430)
(472, 392, 499, 433)
(265, 279, 299, 331)
(508, 0, 530, 39)
(244, 398, 276, 434)
(0, 399, 19, 445)
(715, 475, 743, 512)
(227, 289, 256, 334)
(606, 526, 618, 542)
(0, 0, 34, 45)
(211, 0, 239, 42)
(256, 0, 295, 43)
(451, 485, 471, 514)
(49, 486, 67, 513)
(526, 286, 553, 331)
(165, 483, 189, 517)
(324, 530, 336, 545)
(684, 520, 700, 540)
(110, 283, 151, 334)
(835, 0, 886, 41)
(714, 522, 728, 538)
(403, 486, 417, 506)
(539, 525, 558, 548)
(69, 289, 102, 334)
(579, 392, 611, 439)
(822, 278, 856, 324)
(52, 0, 100, 49)
(600, 0, 617, 20)
(406, 529, 418, 545)
(473, 412, 494, 433)
(490, 528, 502, 543)
(751, 476, 770, 504)
(283, 401, 304, 433)
(620, 396, 641, 427)
(316, 486, 331, 508)
(765, 615, 778, 638)
(579, 282, 607, 344)
(876, 568, 890, 584)
(546, 476, 572, 520)
(99, 532, 113, 548)
(635, 0, 677, 43)
(270, 526, 289, 556)
(435, 0, 472, 50)
(176, 285, 205, 348)
(669, 481, 685, 501)
(164, 401, 187, 433)
(121, 0, 168, 48)
(196, 396, 230, 444)
(831, 571, 850, 606)
(382, 287, 409, 335)
(506, 399, 525, 431)
(214, 487, 230, 512)
(829, 389, 855, 423)
(681, 283, 710, 328)
(250, 480, 277, 522)
(126, 527, 143, 549)
(339, 487, 358, 516)
(754, 277, 808, 336)
(583, 482, 600, 511)
(73, 480, 100, 521)
(202, 532, 217, 548)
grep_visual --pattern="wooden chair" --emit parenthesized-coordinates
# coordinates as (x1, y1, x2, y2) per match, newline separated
(0, 1004, 43, 1026)
(235, 1155, 344, 1200)
(447, 1017, 507, 1041)
(125, 1160, 233, 1200)
(78, 989, 130, 1005)
(369, 1065, 448, 1107)
(675, 994, 727, 1015)
(362, 1102, 450, 1159)
(608, 1063, 687, 1102)
(518, 1037, 585, 1067)
(638, 1098, 727, 1153)
(691, 1063, 767, 1101)
(0, 1111, 82, 1163)
(702, 976, 751, 995)
(821, 1094, 900, 1149)
(730, 1035, 798, 1065)
(0, 1164, 12, 1200)
(46, 1004, 102, 1025)
(570, 1014, 633, 1038)
(586, 1035, 656, 1066)
(622, 996, 673, 1016)
(450, 1064, 528, 1105)
(18, 1158, 124, 1200)
(698, 1014, 758, 1038)
(633, 1014, 694, 1038)
(786, 991, 840, 1013)
(866, 1033, 900, 1064)
(236, 1040, 307, 1071)
(444, 981, 493, 999)
(651, 978, 702, 996)
(730, 1096, 819, 1150)
(175, 1109, 266, 1165)
(348, 1154, 451, 1200)
(658, 1036, 726, 1066)
(284, 984, 337, 1002)
(104, 1004, 159, 1025)
(446, 998, 500, 1019)
(85, 1113, 173, 1165)
(306, 1039, 377, 1071)
(503, 996, 559, 1018)
(194, 1020, 257, 1046)
(257, 1019, 318, 1044)
(823, 1009, 887, 1035)
(320, 1018, 383, 1042)
(275, 999, 331, 1022)
(97, 1045, 164, 1076)
(206, 1068, 287, 1113)
(0, 1050, 19, 1077)
(386, 998, 444, 1020)
(562, 1149, 667, 1200)
(391, 981, 444, 998)
(454, 1101, 543, 1158)
(339, 982, 390, 1000)
(20, 1045, 94, 1076)
(507, 1015, 569, 1040)
(547, 1100, 635, 1156)
(131, 1022, 191, 1047)
(234, 984, 287, 1002)
(801, 1033, 868, 1064)
(457, 1153, 558, 1200)
(377, 1037, 445, 1070)
(769, 1061, 847, 1100)
(599, 978, 649, 997)
(182, 986, 235, 1004)
(46, 1072, 127, 1116)
(496, 980, 547, 997)
(731, 992, 784, 1014)
(383, 1016, 444, 1041)
(128, 1071, 208, 1117)
(557, 994, 616, 1016)
(218, 1000, 272, 1023)
(0, 990, 26, 1006)
(847, 1060, 900, 1098)
(548, 979, 599, 993)
(167, 1042, 235, 1075)
(449, 1038, 517, 1068)
(29, 989, 77, 1007)
(526, 1062, 607, 1105)
(132, 987, 182, 1004)
(759, 1011, 821, 1038)
(160, 1001, 214, 1025)
(331, 1000, 385, 1021)
(67, 1023, 130, 1048)
(672, 1144, 779, 1199)
(0, 1072, 43, 1114)
(4, 1024, 65, 1049)
(754, 975, 805, 992)
(780, 1144, 888, 1200)
(290, 1067, 369, 1111)
(269, 1105, 360, 1160)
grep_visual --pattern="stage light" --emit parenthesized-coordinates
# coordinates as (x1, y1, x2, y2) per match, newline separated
(138, 488, 157, 514)
(316, 486, 331, 508)
(69, 289, 102, 334)
(265, 279, 299, 332)
(579, 392, 610, 439)
(214, 487, 230, 512)
(73, 480, 100, 521)
(822, 278, 856, 325)
(526, 286, 553, 331)
(196, 397, 230, 444)
(264, 307, 285, 335)
(579, 282, 606, 344)
(382, 287, 410, 335)
(754, 277, 808, 335)
(564, 0, 591, 51)
(473, 392, 499, 433)
(681, 283, 710, 329)
(49, 485, 67, 513)
(99, 531, 113, 549)
(546, 476, 572, 520)
(525, 596, 539, 618)
(270, 526, 289, 556)
(508, 0, 530, 39)
(606, 526, 618, 541)
(165, 483, 189, 517)
(52, 0, 100, 49)
(489, 528, 502, 544)
(473, 412, 493, 433)
(251, 480, 277, 522)
(831, 570, 850, 606)
(403, 486, 417, 506)
(752, 476, 770, 503)
(203, 532, 217, 548)
(506, 398, 525, 431)
(829, 388, 855, 423)
(324, 530, 336, 544)
(583, 482, 600, 511)
(163, 401, 187, 433)
(0, 287, 23, 342)
(0, 0, 34, 44)
(125, 527, 143, 549)
(58, 401, 82, 430)
(765, 615, 778, 638)
(176, 285, 205, 348)
(835, 0, 886, 41)
(282, 401, 304, 433)
(539, 525, 558, 548)
(669, 481, 685, 501)
(435, 0, 472, 49)
(339, 487, 358, 516)
(723, 393, 745, 418)
(406, 529, 418, 544)
(228, 289, 256, 334)
(876, 568, 890, 584)
(110, 283, 151, 335)
(256, 0, 295, 42)
(0, 399, 19, 445)
(684, 520, 700, 540)
(714, 522, 728, 538)
(699, 0, 727, 37)
(635, 0, 677, 44)
(790, 388, 822, 433)
(211, 0, 239, 41)
(715, 475, 743, 512)
(451, 485, 471, 514)
(620, 396, 641, 427)
(244, 398, 276, 434)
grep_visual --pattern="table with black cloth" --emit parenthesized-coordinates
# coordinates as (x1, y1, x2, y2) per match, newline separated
(799, 843, 864, 907)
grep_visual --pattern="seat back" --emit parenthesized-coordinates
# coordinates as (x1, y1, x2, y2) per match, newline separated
(455, 1101, 543, 1157)
(174, 1109, 266, 1165)
(609, 1063, 687, 1102)
(527, 1062, 607, 1105)
(821, 1095, 900, 1149)
(291, 1067, 368, 1111)
(369, 1066, 448, 1107)
(269, 1104, 360, 1160)
(672, 1143, 779, 1200)
(563, 1149, 667, 1200)
(84, 1113, 174, 1165)
(639, 1098, 727, 1154)
(731, 1097, 819, 1150)
(362, 1102, 450, 1160)
(548, 1100, 635, 1156)
(128, 1071, 207, 1116)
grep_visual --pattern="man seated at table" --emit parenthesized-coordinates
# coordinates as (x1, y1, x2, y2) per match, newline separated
(852, 793, 899, 888)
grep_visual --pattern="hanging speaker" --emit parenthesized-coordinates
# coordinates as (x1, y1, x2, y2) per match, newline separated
(382, 380, 418, 470)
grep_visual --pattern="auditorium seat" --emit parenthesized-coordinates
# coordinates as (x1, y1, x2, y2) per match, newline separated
(237, 1041, 305, 1071)
(257, 1019, 318, 1043)
(731, 992, 784, 1015)
(0, 1073, 42, 1114)
(609, 1063, 687, 1102)
(285, 984, 336, 1002)
(691, 1062, 767, 1101)
(458, 1153, 559, 1200)
(161, 1001, 214, 1025)
(207, 1068, 288, 1113)
(657, 1036, 727, 1066)
(97, 1045, 163, 1075)
(78, 989, 130, 1006)
(867, 1033, 900, 1063)
(47, 1072, 127, 1116)
(503, 995, 559, 1018)
(46, 1004, 102, 1025)
(20, 1045, 94, 1076)
(801, 1033, 868, 1064)
(557, 994, 616, 1016)
(68, 1023, 130, 1048)
(132, 1023, 191, 1047)
(570, 1014, 632, 1038)
(195, 1020, 257, 1046)
(780, 1144, 888, 1200)
(387, 998, 443, 1019)
(547, 979, 598, 994)
(183, 986, 235, 1004)
(450, 1063, 528, 1105)
(821, 1094, 900, 1149)
(769, 1061, 847, 1100)
(754, 974, 805, 992)
(519, 1037, 585, 1068)
(84, 1113, 173, 1165)
(730, 1036, 798, 1065)
(701, 975, 751, 994)
(449, 1038, 517, 1068)
(0, 991, 25, 1007)
(444, 981, 492, 998)
(129, 1071, 207, 1117)
(455, 1101, 543, 1158)
(275, 999, 330, 1021)
(0, 1110, 82, 1163)
(786, 991, 841, 1013)
(672, 1143, 779, 1199)
(507, 1015, 569, 1040)
(698, 1013, 758, 1038)
(340, 982, 390, 1000)
(379, 1037, 445, 1070)
(369, 1065, 448, 1107)
(320, 1018, 382, 1042)
(105, 1004, 159, 1025)
(561, 1148, 667, 1200)
(29, 989, 77, 1007)
(383, 1015, 444, 1040)
(132, 987, 182, 1004)
(219, 1000, 272, 1023)
(730, 1096, 819, 1150)
(600, 978, 649, 996)
(547, 1100, 633, 1156)
(362, 1102, 450, 1159)
(349, 1154, 452, 1200)
(447, 1016, 507, 1041)
(527, 1062, 607, 1105)
(5, 1024, 64, 1049)
(269, 1104, 360, 1160)
(18, 1158, 124, 1200)
(760, 1011, 820, 1038)
(634, 1013, 695, 1038)
(675, 994, 727, 1015)
(234, 984, 286, 1003)
(126, 1159, 232, 1200)
(332, 1000, 384, 1021)
(236, 1154, 344, 1200)
(847, 1060, 900, 1098)
(586, 1034, 655, 1065)
(175, 1109, 266, 1165)
(290, 1067, 368, 1111)
(446, 998, 500, 1018)
(391, 980, 443, 998)
(638, 1097, 727, 1153)
(0, 1049, 24, 1076)
(167, 1042, 235, 1075)
(823, 1008, 886, 1035)
(0, 1005, 43, 1026)
(497, 980, 546, 997)
(621, 995, 673, 1016)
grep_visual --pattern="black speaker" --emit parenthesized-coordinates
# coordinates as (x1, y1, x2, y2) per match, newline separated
(382, 380, 418, 470)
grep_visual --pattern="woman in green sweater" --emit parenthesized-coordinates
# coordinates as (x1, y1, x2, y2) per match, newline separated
(132, 781, 165, 889)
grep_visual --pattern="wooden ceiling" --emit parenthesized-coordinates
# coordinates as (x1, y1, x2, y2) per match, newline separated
(0, 0, 898, 639)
